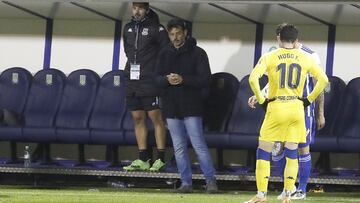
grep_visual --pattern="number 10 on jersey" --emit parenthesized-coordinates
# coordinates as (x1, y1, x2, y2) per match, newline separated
(277, 63, 302, 89)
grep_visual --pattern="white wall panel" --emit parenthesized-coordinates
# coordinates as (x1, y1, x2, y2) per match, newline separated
(193, 23, 256, 80)
(51, 19, 114, 75)
(333, 26, 360, 83)
(0, 19, 45, 74)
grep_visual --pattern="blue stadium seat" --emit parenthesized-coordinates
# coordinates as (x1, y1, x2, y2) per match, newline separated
(55, 69, 99, 164)
(90, 70, 126, 145)
(55, 69, 99, 144)
(203, 72, 239, 132)
(22, 69, 66, 143)
(227, 75, 267, 150)
(0, 67, 32, 141)
(337, 77, 360, 152)
(312, 76, 346, 152)
(203, 72, 239, 147)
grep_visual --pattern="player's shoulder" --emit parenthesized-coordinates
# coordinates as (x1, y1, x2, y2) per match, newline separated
(257, 49, 277, 65)
(298, 43, 321, 65)
(299, 44, 315, 54)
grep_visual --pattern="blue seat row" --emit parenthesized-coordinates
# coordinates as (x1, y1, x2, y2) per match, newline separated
(0, 67, 359, 164)
(0, 67, 129, 163)
(203, 73, 360, 154)
(0, 67, 128, 146)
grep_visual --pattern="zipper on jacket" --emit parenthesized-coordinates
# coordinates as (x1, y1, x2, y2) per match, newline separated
(134, 24, 139, 64)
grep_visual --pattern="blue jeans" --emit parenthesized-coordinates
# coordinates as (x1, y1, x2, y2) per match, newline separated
(166, 117, 216, 186)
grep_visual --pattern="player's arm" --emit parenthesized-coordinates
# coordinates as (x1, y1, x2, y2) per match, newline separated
(312, 52, 325, 129)
(307, 63, 328, 104)
(248, 83, 269, 108)
(249, 57, 267, 105)
(313, 78, 325, 130)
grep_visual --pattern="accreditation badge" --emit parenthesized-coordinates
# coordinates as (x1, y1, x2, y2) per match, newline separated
(130, 64, 140, 80)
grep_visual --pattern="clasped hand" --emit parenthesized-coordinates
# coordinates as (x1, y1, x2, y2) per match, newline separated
(167, 73, 183, 85)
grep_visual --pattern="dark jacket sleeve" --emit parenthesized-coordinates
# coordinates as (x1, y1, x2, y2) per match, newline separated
(182, 48, 211, 88)
(154, 49, 170, 88)
(157, 25, 170, 49)
(122, 24, 130, 58)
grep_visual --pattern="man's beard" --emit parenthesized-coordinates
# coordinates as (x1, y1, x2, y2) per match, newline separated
(134, 15, 142, 21)
(173, 40, 185, 48)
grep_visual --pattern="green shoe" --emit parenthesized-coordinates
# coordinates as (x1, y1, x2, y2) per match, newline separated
(123, 159, 150, 171)
(149, 159, 166, 172)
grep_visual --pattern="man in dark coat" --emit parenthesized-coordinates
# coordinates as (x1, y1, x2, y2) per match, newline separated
(123, 2, 169, 172)
(155, 18, 218, 193)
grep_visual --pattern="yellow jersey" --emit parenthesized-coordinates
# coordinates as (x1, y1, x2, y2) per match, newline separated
(249, 48, 328, 105)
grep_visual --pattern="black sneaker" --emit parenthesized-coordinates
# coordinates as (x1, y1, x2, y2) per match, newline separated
(205, 179, 218, 194)
(176, 184, 193, 193)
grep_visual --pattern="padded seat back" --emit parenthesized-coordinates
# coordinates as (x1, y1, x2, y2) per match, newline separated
(55, 69, 99, 128)
(317, 76, 346, 136)
(0, 67, 32, 116)
(89, 70, 126, 130)
(336, 77, 360, 138)
(227, 75, 267, 134)
(203, 72, 239, 132)
(24, 69, 66, 127)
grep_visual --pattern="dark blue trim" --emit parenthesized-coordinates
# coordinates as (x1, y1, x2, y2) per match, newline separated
(284, 148, 298, 159)
(256, 148, 271, 161)
(43, 19, 53, 69)
(2, 1, 48, 20)
(208, 3, 260, 24)
(326, 25, 336, 76)
(279, 4, 331, 26)
(254, 23, 263, 66)
(71, 2, 118, 21)
(112, 21, 122, 70)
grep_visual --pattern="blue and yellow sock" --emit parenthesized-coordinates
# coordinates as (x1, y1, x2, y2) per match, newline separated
(256, 148, 271, 193)
(284, 148, 298, 191)
(298, 153, 311, 192)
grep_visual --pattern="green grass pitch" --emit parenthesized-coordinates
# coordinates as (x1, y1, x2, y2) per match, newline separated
(0, 186, 359, 202)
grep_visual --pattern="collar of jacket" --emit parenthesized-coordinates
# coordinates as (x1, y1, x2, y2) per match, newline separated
(170, 37, 197, 54)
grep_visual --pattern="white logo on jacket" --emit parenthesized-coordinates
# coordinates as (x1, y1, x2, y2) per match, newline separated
(127, 28, 132, 32)
(142, 28, 149, 36)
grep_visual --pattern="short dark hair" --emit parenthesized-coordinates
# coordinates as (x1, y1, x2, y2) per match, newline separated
(276, 23, 288, 36)
(167, 18, 187, 31)
(279, 24, 298, 43)
(132, 2, 149, 10)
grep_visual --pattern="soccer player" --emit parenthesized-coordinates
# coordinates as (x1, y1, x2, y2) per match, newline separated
(248, 23, 325, 200)
(244, 24, 328, 203)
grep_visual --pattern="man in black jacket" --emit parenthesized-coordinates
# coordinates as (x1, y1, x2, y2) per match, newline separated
(123, 2, 169, 172)
(155, 19, 218, 193)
